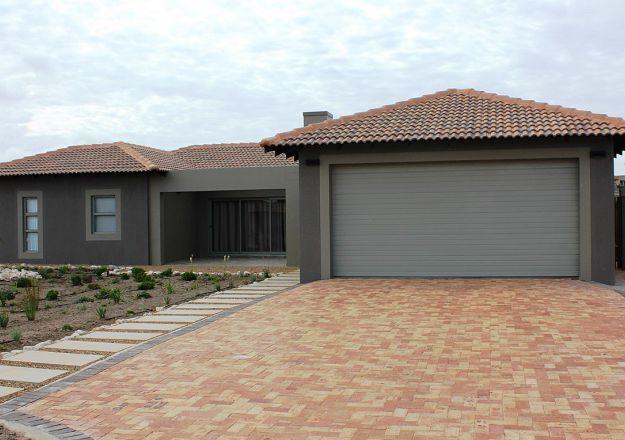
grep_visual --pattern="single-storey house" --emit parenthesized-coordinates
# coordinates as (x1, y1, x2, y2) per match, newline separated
(262, 88, 625, 285)
(0, 142, 299, 266)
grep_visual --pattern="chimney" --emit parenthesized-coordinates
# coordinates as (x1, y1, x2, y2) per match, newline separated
(303, 111, 333, 126)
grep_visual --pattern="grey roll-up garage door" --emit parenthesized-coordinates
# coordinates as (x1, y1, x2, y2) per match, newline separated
(331, 160, 579, 277)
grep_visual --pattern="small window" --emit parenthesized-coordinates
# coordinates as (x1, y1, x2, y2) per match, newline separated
(92, 196, 117, 233)
(17, 191, 43, 259)
(85, 189, 121, 241)
(23, 197, 39, 252)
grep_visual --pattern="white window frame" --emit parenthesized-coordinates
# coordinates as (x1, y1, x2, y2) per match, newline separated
(17, 190, 43, 259)
(85, 189, 121, 241)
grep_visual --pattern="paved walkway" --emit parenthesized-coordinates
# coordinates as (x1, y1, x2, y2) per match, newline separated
(6, 278, 625, 439)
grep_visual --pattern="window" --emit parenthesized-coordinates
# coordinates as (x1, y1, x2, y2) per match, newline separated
(85, 189, 121, 240)
(212, 198, 286, 254)
(17, 191, 43, 259)
(92, 196, 117, 233)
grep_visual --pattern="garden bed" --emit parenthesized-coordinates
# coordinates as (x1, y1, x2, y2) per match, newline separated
(0, 264, 277, 353)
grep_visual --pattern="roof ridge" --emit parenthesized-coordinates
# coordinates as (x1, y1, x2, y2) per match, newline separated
(261, 88, 625, 148)
(115, 142, 161, 171)
(174, 142, 259, 152)
(0, 142, 121, 167)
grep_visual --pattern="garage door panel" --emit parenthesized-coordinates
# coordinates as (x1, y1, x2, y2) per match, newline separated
(331, 160, 579, 277)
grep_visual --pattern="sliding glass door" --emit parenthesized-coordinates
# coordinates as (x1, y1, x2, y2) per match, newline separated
(212, 198, 285, 254)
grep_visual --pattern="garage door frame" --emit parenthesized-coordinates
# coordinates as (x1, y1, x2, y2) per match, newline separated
(318, 147, 591, 280)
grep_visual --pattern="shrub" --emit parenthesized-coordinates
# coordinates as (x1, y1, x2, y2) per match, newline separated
(82, 274, 93, 284)
(15, 277, 32, 288)
(37, 268, 53, 279)
(131, 267, 147, 282)
(58, 265, 70, 274)
(136, 291, 151, 299)
(94, 288, 110, 300)
(10, 328, 21, 342)
(111, 278, 120, 284)
(71, 275, 82, 286)
(137, 279, 155, 290)
(45, 290, 59, 301)
(87, 283, 100, 290)
(96, 305, 107, 319)
(0, 310, 8, 328)
(181, 271, 197, 281)
(76, 265, 86, 273)
(23, 286, 39, 321)
(262, 269, 271, 278)
(163, 280, 174, 295)
(206, 275, 221, 284)
(76, 296, 94, 303)
(94, 266, 108, 277)
(109, 288, 122, 304)
(126, 310, 135, 315)
(62, 324, 73, 331)
(120, 273, 130, 280)
(163, 292, 171, 306)
(0, 289, 16, 307)
(160, 268, 173, 277)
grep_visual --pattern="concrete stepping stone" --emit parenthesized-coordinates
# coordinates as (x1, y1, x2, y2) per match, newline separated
(8, 350, 102, 367)
(197, 298, 250, 304)
(0, 365, 65, 383)
(212, 294, 263, 300)
(45, 340, 134, 353)
(187, 300, 237, 308)
(77, 331, 157, 341)
(156, 309, 220, 316)
(0, 386, 22, 398)
(111, 322, 184, 331)
(133, 314, 204, 323)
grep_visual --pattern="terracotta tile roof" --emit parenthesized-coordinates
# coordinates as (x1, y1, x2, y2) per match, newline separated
(0, 142, 295, 177)
(262, 89, 625, 154)
(172, 143, 295, 169)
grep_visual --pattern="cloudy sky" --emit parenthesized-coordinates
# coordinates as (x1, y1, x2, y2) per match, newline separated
(2, 0, 625, 170)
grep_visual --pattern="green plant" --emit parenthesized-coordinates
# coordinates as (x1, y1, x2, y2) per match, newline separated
(120, 273, 130, 280)
(131, 267, 147, 282)
(160, 268, 173, 277)
(94, 288, 110, 300)
(23, 286, 40, 321)
(94, 266, 108, 277)
(163, 292, 171, 306)
(15, 277, 32, 288)
(76, 296, 94, 303)
(0, 310, 9, 328)
(109, 288, 122, 304)
(206, 275, 221, 284)
(45, 290, 59, 301)
(0, 289, 16, 307)
(96, 305, 106, 319)
(164, 280, 174, 295)
(262, 269, 271, 278)
(76, 265, 86, 273)
(137, 279, 155, 290)
(62, 324, 73, 331)
(126, 310, 135, 315)
(87, 282, 100, 290)
(10, 328, 21, 342)
(71, 275, 82, 286)
(136, 291, 151, 299)
(37, 268, 53, 279)
(78, 304, 87, 312)
(181, 271, 197, 281)
(111, 278, 120, 284)
(58, 265, 70, 274)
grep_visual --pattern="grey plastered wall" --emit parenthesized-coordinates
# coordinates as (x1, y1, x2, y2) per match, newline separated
(149, 166, 299, 266)
(0, 173, 150, 265)
(297, 136, 616, 284)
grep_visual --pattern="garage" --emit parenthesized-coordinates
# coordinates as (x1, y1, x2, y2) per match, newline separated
(331, 159, 579, 277)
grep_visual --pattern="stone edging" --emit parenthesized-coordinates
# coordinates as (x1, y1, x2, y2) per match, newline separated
(0, 283, 299, 440)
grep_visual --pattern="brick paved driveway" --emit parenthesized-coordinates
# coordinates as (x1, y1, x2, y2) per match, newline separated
(17, 279, 625, 439)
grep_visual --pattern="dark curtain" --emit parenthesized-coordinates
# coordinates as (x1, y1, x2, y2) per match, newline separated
(212, 201, 239, 252)
(241, 200, 270, 252)
(271, 199, 286, 252)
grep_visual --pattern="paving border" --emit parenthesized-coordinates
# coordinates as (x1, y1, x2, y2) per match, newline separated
(0, 282, 300, 440)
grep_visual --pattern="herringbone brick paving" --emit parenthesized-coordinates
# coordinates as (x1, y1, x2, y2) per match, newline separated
(18, 279, 625, 439)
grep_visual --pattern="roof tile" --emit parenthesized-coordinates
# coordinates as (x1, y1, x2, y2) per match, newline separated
(261, 89, 625, 153)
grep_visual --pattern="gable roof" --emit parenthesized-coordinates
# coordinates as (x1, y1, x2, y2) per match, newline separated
(0, 142, 295, 177)
(262, 88, 625, 156)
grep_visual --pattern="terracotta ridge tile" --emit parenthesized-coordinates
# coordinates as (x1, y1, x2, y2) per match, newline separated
(115, 142, 161, 171)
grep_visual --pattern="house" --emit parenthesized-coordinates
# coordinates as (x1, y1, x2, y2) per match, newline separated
(615, 175, 625, 196)
(263, 89, 625, 285)
(0, 142, 299, 266)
